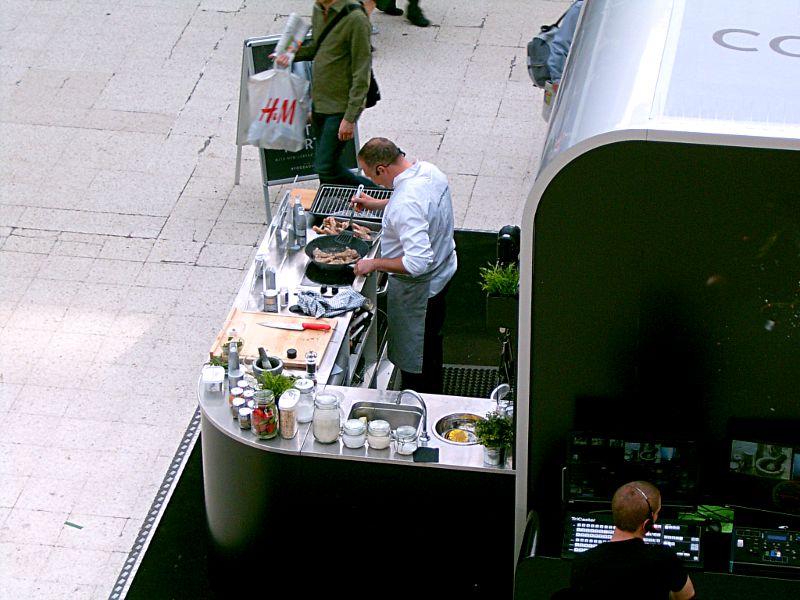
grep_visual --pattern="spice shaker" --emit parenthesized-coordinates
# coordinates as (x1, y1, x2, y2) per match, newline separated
(278, 392, 298, 440)
(293, 378, 315, 423)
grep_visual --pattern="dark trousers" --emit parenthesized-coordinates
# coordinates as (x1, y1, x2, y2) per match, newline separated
(400, 282, 449, 394)
(311, 112, 373, 187)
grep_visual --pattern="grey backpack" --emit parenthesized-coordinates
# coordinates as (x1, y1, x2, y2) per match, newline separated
(527, 1, 582, 88)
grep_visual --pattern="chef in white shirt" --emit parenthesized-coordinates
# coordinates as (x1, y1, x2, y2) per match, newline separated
(352, 137, 457, 393)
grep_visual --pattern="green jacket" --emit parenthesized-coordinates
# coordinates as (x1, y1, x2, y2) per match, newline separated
(295, 1, 372, 123)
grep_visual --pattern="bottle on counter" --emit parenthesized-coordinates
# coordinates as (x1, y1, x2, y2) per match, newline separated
(293, 378, 315, 423)
(227, 340, 244, 388)
(394, 425, 418, 455)
(252, 390, 279, 440)
(312, 391, 343, 444)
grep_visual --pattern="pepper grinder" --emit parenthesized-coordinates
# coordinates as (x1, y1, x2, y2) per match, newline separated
(227, 341, 244, 388)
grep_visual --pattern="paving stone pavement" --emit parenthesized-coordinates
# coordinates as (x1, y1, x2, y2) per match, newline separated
(0, 0, 570, 597)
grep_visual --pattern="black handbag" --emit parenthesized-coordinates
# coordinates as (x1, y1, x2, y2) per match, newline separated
(315, 3, 380, 108)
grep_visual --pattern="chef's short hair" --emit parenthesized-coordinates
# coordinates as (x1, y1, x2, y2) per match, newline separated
(612, 481, 660, 532)
(358, 137, 405, 168)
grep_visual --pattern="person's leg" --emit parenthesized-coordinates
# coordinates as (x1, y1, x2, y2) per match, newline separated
(312, 112, 373, 187)
(406, 0, 429, 27)
(399, 283, 448, 393)
(376, 0, 403, 16)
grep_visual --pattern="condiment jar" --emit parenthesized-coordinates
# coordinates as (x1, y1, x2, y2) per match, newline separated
(251, 390, 279, 440)
(294, 378, 315, 423)
(342, 419, 367, 449)
(278, 391, 298, 440)
(312, 391, 343, 444)
(394, 425, 418, 455)
(229, 386, 244, 408)
(367, 419, 391, 450)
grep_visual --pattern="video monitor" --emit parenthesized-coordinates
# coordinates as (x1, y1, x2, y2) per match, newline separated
(724, 419, 800, 517)
(565, 431, 699, 507)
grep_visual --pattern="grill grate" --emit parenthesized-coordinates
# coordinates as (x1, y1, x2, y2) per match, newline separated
(310, 184, 389, 221)
(441, 365, 500, 399)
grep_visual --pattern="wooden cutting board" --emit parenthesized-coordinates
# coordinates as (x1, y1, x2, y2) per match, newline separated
(210, 308, 337, 369)
(291, 188, 317, 210)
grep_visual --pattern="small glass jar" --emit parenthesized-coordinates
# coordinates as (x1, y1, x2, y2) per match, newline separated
(294, 378, 315, 423)
(312, 391, 343, 444)
(238, 407, 252, 430)
(231, 397, 246, 419)
(394, 425, 418, 455)
(251, 390, 279, 440)
(228, 386, 244, 408)
(367, 419, 391, 450)
(278, 391, 298, 440)
(342, 419, 367, 449)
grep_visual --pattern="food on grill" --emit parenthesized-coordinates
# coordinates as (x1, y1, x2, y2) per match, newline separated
(312, 247, 361, 264)
(312, 217, 373, 240)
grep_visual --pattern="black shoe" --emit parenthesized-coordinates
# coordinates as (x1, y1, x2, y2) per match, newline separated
(407, 6, 430, 27)
(376, 0, 404, 16)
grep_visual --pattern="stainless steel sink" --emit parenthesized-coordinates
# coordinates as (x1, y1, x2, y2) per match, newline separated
(347, 401, 423, 433)
(433, 413, 483, 445)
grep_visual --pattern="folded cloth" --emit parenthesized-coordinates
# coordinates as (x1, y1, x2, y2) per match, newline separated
(296, 288, 367, 318)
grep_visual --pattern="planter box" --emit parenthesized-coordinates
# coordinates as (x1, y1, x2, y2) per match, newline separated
(485, 294, 518, 331)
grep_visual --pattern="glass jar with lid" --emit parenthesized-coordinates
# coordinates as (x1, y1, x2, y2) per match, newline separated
(278, 390, 298, 440)
(293, 377, 315, 423)
(341, 418, 367, 449)
(367, 419, 391, 450)
(251, 389, 279, 440)
(394, 425, 418, 455)
(312, 391, 343, 444)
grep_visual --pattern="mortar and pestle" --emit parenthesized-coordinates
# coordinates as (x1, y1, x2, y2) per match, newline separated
(252, 347, 284, 379)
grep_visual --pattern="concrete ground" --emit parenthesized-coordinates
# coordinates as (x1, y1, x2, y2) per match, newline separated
(0, 0, 568, 597)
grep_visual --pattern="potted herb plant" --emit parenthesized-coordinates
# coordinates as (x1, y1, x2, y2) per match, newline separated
(479, 261, 519, 330)
(474, 410, 514, 466)
(256, 370, 297, 399)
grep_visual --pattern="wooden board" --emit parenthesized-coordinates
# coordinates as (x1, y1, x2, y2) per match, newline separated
(291, 188, 317, 211)
(210, 308, 337, 369)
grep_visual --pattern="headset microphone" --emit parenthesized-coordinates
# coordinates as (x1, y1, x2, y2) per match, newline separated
(632, 485, 655, 533)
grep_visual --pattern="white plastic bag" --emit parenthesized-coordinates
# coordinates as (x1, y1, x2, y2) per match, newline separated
(246, 68, 310, 151)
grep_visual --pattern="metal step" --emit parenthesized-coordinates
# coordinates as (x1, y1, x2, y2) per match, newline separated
(442, 364, 500, 399)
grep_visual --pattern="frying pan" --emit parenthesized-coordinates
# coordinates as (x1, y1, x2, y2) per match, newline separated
(305, 235, 370, 271)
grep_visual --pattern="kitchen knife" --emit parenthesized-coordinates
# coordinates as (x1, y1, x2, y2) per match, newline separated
(258, 321, 331, 331)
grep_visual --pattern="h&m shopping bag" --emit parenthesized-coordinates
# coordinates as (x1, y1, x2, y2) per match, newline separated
(246, 68, 310, 152)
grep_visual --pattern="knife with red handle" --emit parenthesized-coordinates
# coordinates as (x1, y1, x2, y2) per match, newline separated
(257, 321, 331, 331)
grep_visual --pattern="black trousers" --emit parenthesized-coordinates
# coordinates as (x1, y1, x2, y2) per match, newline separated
(400, 282, 449, 394)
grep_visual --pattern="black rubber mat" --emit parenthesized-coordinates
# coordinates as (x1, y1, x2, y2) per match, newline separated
(442, 364, 500, 399)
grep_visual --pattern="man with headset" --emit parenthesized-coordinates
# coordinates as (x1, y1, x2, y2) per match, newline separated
(570, 481, 696, 600)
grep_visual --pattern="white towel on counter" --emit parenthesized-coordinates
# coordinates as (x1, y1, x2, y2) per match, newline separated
(296, 289, 368, 318)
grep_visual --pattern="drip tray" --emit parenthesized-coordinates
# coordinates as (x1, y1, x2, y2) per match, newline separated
(441, 365, 500, 399)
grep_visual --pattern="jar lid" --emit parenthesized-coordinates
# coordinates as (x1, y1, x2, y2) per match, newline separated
(278, 393, 298, 411)
(314, 393, 340, 408)
(396, 425, 417, 441)
(343, 419, 366, 435)
(294, 378, 314, 391)
(368, 419, 391, 435)
(287, 348, 297, 359)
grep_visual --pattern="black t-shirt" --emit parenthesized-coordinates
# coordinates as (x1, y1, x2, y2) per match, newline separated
(570, 538, 689, 600)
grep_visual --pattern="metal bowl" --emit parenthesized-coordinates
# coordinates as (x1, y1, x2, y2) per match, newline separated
(433, 412, 484, 445)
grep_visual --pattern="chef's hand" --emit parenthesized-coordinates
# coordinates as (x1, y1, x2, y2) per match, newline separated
(353, 258, 377, 277)
(338, 119, 355, 141)
(351, 192, 379, 212)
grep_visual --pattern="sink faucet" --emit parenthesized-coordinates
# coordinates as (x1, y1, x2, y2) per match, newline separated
(397, 389, 429, 445)
(490, 383, 513, 417)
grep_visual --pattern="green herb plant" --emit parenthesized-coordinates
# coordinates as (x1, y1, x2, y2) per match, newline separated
(257, 370, 297, 398)
(474, 410, 514, 451)
(478, 262, 520, 296)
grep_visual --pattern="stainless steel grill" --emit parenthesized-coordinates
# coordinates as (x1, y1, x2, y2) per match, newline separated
(310, 184, 389, 221)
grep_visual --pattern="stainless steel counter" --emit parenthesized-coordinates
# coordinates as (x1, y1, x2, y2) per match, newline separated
(199, 384, 513, 474)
